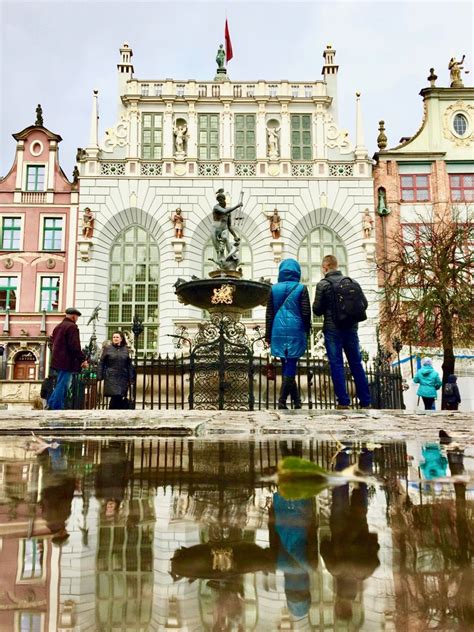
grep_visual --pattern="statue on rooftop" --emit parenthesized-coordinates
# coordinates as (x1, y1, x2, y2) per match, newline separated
(449, 55, 466, 88)
(35, 104, 43, 127)
(216, 44, 225, 69)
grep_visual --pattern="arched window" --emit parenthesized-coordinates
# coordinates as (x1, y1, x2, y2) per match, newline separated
(108, 226, 159, 353)
(202, 237, 253, 317)
(298, 225, 348, 309)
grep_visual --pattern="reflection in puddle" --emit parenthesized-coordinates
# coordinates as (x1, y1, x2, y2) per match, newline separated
(0, 436, 472, 631)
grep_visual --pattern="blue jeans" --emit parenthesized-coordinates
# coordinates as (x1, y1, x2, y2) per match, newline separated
(323, 329, 371, 407)
(280, 357, 298, 377)
(47, 370, 73, 410)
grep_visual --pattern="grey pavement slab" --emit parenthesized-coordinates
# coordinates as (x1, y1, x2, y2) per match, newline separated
(0, 409, 471, 442)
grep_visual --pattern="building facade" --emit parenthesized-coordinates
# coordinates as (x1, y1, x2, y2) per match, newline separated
(76, 43, 378, 356)
(373, 64, 473, 409)
(0, 109, 79, 406)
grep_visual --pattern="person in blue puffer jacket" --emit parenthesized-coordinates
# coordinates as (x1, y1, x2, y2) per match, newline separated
(265, 259, 311, 409)
(413, 357, 442, 410)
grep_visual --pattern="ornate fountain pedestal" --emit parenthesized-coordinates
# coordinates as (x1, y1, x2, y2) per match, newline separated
(174, 275, 271, 410)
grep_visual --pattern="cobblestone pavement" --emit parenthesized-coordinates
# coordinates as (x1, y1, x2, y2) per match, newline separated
(0, 409, 472, 442)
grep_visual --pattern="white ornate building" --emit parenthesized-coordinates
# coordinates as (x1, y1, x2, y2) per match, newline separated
(76, 43, 378, 355)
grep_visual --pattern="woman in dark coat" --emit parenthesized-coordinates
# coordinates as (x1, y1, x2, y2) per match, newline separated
(265, 258, 311, 409)
(98, 331, 134, 409)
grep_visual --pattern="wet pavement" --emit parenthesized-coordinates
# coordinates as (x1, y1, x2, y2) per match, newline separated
(0, 420, 472, 631)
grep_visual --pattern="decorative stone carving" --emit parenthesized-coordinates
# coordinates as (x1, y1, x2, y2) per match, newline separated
(362, 209, 374, 239)
(3, 258, 13, 270)
(82, 208, 94, 239)
(325, 117, 353, 154)
(46, 258, 56, 270)
(377, 121, 388, 150)
(77, 240, 93, 262)
(263, 209, 281, 239)
(171, 208, 184, 238)
(443, 101, 474, 146)
(171, 239, 185, 262)
(102, 115, 129, 153)
(211, 284, 235, 305)
(267, 125, 280, 159)
(270, 239, 284, 263)
(173, 120, 188, 158)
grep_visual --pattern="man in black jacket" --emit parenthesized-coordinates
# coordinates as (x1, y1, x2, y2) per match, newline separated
(313, 255, 371, 409)
(47, 308, 88, 410)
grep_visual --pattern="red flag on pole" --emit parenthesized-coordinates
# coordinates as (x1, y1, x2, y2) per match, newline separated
(225, 19, 233, 63)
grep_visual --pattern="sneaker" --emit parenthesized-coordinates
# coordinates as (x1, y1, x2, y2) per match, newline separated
(336, 405, 351, 410)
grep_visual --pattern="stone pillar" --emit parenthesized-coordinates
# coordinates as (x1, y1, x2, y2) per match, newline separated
(256, 102, 267, 159)
(280, 104, 290, 160)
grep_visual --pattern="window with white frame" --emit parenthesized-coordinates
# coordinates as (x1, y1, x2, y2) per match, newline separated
(20, 538, 44, 580)
(153, 83, 162, 96)
(141, 83, 149, 96)
(291, 114, 312, 160)
(42, 217, 63, 250)
(18, 611, 43, 632)
(0, 276, 18, 311)
(235, 114, 256, 160)
(141, 113, 163, 160)
(1, 217, 22, 250)
(26, 165, 45, 191)
(198, 114, 219, 160)
(39, 276, 60, 311)
(269, 84, 277, 97)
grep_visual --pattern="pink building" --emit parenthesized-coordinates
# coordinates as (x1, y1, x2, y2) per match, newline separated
(0, 106, 79, 406)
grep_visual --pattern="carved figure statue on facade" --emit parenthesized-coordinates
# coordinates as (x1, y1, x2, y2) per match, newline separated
(363, 209, 374, 239)
(173, 122, 188, 156)
(449, 55, 466, 87)
(171, 208, 184, 239)
(82, 208, 94, 239)
(267, 126, 280, 158)
(263, 208, 281, 239)
(211, 189, 243, 271)
(216, 45, 225, 69)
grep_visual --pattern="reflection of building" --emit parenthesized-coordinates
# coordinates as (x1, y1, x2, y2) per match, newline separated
(77, 44, 377, 355)
(0, 109, 79, 407)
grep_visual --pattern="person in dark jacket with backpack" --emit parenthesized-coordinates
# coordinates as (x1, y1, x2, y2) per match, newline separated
(443, 374, 461, 410)
(98, 331, 135, 409)
(313, 254, 371, 409)
(265, 259, 312, 409)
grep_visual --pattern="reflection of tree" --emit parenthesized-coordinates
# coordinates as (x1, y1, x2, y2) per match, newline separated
(389, 447, 473, 630)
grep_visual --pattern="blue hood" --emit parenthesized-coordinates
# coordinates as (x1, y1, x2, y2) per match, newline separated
(278, 259, 301, 283)
(448, 374, 457, 383)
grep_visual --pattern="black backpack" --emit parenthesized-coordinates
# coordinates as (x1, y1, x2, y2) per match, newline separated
(444, 383, 455, 397)
(331, 277, 367, 328)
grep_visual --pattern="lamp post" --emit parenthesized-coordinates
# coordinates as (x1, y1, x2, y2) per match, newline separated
(131, 314, 144, 407)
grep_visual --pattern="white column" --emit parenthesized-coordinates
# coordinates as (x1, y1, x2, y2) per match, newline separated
(256, 102, 267, 159)
(280, 104, 290, 159)
(355, 92, 368, 160)
(221, 103, 232, 159)
(163, 103, 173, 158)
(187, 103, 197, 159)
(15, 143, 25, 190)
(88, 90, 99, 149)
(129, 105, 139, 159)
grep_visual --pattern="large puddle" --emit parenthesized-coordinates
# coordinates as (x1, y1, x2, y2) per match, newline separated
(0, 435, 472, 631)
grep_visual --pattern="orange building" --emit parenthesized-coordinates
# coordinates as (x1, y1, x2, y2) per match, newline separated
(0, 106, 79, 406)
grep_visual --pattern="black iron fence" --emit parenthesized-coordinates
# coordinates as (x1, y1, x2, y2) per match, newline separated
(69, 353, 404, 411)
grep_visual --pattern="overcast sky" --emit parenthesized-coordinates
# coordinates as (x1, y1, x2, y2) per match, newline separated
(1, 0, 472, 177)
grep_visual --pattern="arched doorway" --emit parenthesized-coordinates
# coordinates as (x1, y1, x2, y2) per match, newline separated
(13, 350, 37, 380)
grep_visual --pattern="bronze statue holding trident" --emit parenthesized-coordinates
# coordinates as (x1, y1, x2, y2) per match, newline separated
(211, 189, 243, 270)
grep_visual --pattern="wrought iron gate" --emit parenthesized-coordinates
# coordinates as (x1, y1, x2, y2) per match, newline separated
(189, 316, 254, 410)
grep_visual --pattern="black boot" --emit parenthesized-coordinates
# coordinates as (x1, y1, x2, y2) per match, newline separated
(278, 377, 293, 409)
(289, 378, 302, 409)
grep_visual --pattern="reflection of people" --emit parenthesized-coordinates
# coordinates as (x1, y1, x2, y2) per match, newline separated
(267, 127, 280, 157)
(265, 259, 311, 409)
(419, 443, 448, 480)
(264, 209, 281, 239)
(269, 493, 318, 622)
(449, 55, 465, 87)
(172, 208, 184, 238)
(82, 207, 94, 238)
(362, 210, 373, 239)
(320, 449, 380, 622)
(98, 331, 135, 409)
(413, 357, 442, 410)
(211, 189, 243, 268)
(173, 123, 187, 154)
(216, 44, 225, 69)
(313, 255, 371, 409)
(48, 308, 88, 410)
(95, 441, 130, 519)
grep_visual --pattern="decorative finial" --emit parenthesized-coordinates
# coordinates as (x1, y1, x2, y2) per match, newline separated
(427, 68, 437, 87)
(356, 91, 361, 98)
(377, 120, 387, 150)
(35, 104, 43, 126)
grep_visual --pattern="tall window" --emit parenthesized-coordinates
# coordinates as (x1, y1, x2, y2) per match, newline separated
(141, 113, 163, 159)
(198, 114, 219, 160)
(291, 114, 312, 160)
(18, 612, 43, 632)
(42, 217, 63, 250)
(203, 237, 253, 317)
(0, 276, 17, 311)
(108, 226, 159, 354)
(400, 174, 430, 202)
(234, 114, 256, 160)
(20, 538, 44, 580)
(26, 165, 45, 191)
(298, 226, 348, 314)
(450, 174, 474, 202)
(39, 276, 60, 311)
(1, 217, 21, 250)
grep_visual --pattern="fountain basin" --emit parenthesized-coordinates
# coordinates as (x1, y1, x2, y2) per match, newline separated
(175, 278, 270, 313)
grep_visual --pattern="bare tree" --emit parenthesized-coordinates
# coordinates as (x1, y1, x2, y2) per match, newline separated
(378, 206, 473, 403)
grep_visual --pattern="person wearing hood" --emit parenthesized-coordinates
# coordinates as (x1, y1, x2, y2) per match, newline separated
(265, 259, 311, 409)
(98, 331, 135, 409)
(413, 357, 442, 410)
(443, 374, 461, 410)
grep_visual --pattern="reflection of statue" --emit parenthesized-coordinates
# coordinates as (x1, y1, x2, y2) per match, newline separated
(267, 127, 280, 157)
(211, 189, 243, 270)
(171, 208, 184, 238)
(216, 44, 225, 69)
(173, 123, 187, 155)
(363, 210, 373, 239)
(82, 207, 94, 238)
(449, 55, 465, 87)
(264, 209, 281, 239)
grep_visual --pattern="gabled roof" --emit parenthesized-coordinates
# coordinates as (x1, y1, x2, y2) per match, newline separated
(12, 125, 62, 142)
